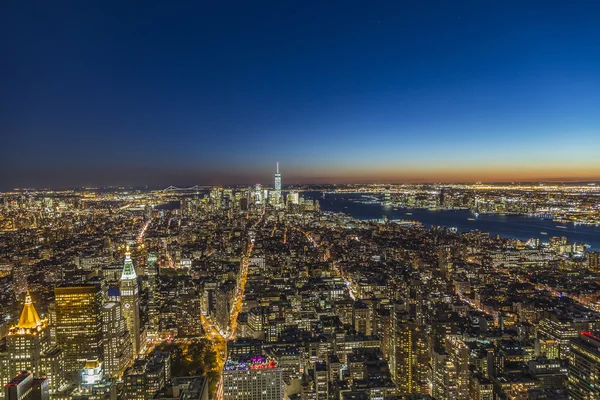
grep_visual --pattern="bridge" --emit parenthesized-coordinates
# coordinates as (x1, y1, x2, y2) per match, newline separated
(162, 185, 204, 192)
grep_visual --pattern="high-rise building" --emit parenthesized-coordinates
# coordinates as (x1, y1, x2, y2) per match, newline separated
(431, 349, 449, 400)
(353, 301, 371, 335)
(314, 361, 328, 400)
(54, 285, 103, 379)
(274, 162, 281, 192)
(214, 283, 234, 334)
(390, 311, 413, 394)
(6, 291, 49, 376)
(102, 302, 133, 379)
(146, 253, 159, 337)
(222, 355, 284, 400)
(589, 252, 600, 272)
(287, 191, 299, 206)
(254, 184, 263, 205)
(122, 351, 171, 400)
(39, 346, 65, 396)
(383, 187, 391, 205)
(446, 335, 471, 399)
(4, 371, 48, 400)
(469, 374, 494, 400)
(120, 248, 141, 356)
(12, 264, 28, 301)
(567, 332, 600, 399)
(1, 291, 65, 398)
(273, 162, 282, 206)
(173, 281, 201, 337)
(537, 311, 588, 359)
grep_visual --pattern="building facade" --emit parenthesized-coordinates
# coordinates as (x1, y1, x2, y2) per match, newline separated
(54, 285, 103, 379)
(120, 249, 141, 356)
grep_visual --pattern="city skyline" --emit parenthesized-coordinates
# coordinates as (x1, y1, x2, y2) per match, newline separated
(3, 2, 600, 399)
(5, 161, 600, 191)
(2, 181, 599, 399)
(2, 1, 600, 189)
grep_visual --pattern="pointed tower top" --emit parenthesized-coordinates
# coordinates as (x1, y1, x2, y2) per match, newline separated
(121, 246, 137, 280)
(16, 290, 43, 330)
(277, 161, 279, 174)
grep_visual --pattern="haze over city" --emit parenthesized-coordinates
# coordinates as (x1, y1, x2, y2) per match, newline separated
(2, 1, 600, 189)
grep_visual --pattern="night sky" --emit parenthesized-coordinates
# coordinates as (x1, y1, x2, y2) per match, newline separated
(2, 1, 600, 189)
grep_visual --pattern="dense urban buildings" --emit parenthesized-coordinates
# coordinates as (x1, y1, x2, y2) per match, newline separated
(1, 164, 600, 400)
(5, 0, 600, 398)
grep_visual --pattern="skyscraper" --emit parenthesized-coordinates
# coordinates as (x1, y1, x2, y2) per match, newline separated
(446, 335, 471, 399)
(274, 162, 281, 191)
(102, 302, 133, 379)
(254, 184, 263, 205)
(567, 332, 600, 399)
(120, 248, 141, 355)
(54, 285, 103, 379)
(390, 311, 414, 394)
(2, 292, 63, 395)
(273, 162, 282, 206)
(146, 253, 159, 337)
(6, 291, 49, 376)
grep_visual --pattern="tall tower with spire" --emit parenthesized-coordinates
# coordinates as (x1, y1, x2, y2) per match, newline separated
(120, 246, 141, 355)
(3, 291, 66, 395)
(7, 291, 49, 374)
(274, 162, 282, 206)
(274, 162, 281, 191)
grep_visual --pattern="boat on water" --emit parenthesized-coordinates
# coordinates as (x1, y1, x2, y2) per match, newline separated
(406, 212, 413, 216)
(393, 207, 398, 210)
(540, 232, 548, 235)
(467, 218, 476, 221)
(556, 225, 567, 229)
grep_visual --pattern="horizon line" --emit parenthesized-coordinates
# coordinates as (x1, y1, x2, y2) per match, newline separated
(7, 178, 600, 192)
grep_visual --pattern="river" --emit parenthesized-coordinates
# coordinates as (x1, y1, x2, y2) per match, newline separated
(302, 192, 600, 250)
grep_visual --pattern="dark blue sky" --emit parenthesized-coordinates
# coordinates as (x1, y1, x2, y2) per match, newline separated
(2, 1, 599, 188)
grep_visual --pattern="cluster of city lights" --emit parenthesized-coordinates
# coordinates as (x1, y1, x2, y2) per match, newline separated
(224, 356, 277, 371)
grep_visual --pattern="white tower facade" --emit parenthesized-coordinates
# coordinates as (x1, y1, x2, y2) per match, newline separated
(273, 162, 282, 206)
(274, 162, 281, 191)
(120, 248, 141, 355)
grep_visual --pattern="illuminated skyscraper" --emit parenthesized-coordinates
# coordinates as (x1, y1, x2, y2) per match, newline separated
(273, 162, 282, 206)
(102, 302, 133, 379)
(287, 191, 299, 205)
(390, 311, 413, 394)
(6, 291, 49, 376)
(2, 291, 64, 395)
(146, 253, 159, 337)
(446, 335, 471, 399)
(120, 248, 141, 355)
(54, 285, 103, 379)
(254, 184, 263, 204)
(568, 332, 600, 399)
(274, 162, 281, 191)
